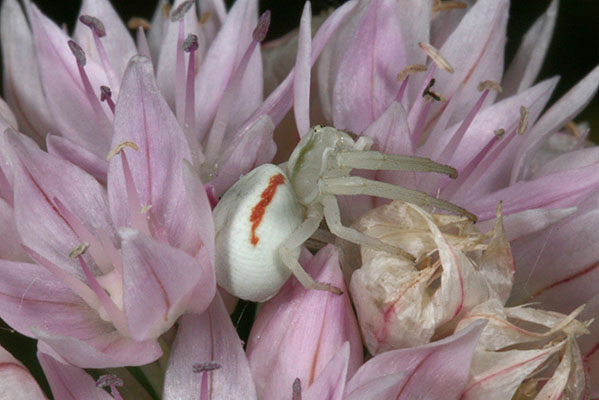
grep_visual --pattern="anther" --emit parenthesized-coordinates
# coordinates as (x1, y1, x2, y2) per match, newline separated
(171, 0, 194, 22)
(79, 15, 106, 37)
(419, 42, 454, 73)
(68, 40, 86, 66)
(518, 106, 529, 135)
(182, 34, 199, 53)
(494, 128, 505, 138)
(565, 121, 582, 138)
(292, 378, 302, 400)
(162, 3, 172, 19)
(477, 80, 502, 93)
(192, 361, 222, 373)
(69, 243, 90, 259)
(397, 64, 427, 82)
(106, 141, 139, 161)
(100, 86, 116, 114)
(433, 0, 467, 13)
(127, 17, 151, 30)
(199, 11, 214, 25)
(96, 374, 124, 388)
(253, 10, 271, 42)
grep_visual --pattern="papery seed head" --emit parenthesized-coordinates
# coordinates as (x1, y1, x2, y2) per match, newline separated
(192, 361, 222, 373)
(79, 15, 106, 37)
(253, 11, 271, 42)
(182, 34, 199, 53)
(419, 42, 454, 73)
(171, 0, 194, 22)
(518, 106, 529, 135)
(106, 141, 139, 160)
(96, 374, 124, 388)
(127, 17, 151, 30)
(477, 80, 502, 93)
(68, 40, 86, 66)
(397, 64, 427, 82)
(69, 242, 90, 258)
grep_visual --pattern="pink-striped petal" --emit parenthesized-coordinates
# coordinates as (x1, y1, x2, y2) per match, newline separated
(303, 342, 349, 400)
(46, 135, 109, 184)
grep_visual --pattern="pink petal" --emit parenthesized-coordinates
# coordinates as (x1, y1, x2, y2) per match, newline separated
(247, 245, 362, 400)
(209, 114, 276, 195)
(28, 3, 112, 155)
(108, 56, 202, 255)
(73, 0, 137, 84)
(163, 294, 257, 400)
(0, 198, 28, 261)
(500, 0, 558, 96)
(8, 129, 114, 278)
(512, 64, 599, 183)
(293, 1, 312, 136)
(344, 320, 486, 400)
(509, 191, 599, 311)
(303, 343, 350, 400)
(332, 0, 407, 133)
(0, 345, 47, 400)
(46, 134, 109, 184)
(120, 228, 215, 341)
(0, 0, 55, 141)
(194, 0, 260, 138)
(38, 353, 112, 400)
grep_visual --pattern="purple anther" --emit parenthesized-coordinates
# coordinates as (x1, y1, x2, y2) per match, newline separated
(170, 0, 194, 22)
(79, 15, 106, 37)
(96, 374, 124, 388)
(67, 40, 86, 66)
(100, 85, 112, 102)
(253, 10, 271, 42)
(182, 34, 199, 53)
(292, 378, 302, 400)
(192, 361, 222, 373)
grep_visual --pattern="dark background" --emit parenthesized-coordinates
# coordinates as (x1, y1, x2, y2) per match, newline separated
(0, 0, 597, 397)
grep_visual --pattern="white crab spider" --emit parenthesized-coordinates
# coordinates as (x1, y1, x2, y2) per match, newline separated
(213, 125, 475, 302)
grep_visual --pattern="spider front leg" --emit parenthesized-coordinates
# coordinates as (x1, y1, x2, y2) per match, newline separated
(336, 151, 458, 178)
(320, 176, 477, 221)
(278, 206, 343, 295)
(321, 195, 416, 261)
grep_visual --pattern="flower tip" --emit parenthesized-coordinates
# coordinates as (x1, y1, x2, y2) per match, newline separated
(79, 15, 106, 37)
(67, 40, 86, 66)
(253, 10, 271, 43)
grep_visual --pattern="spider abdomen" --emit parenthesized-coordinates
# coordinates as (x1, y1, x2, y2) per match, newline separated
(213, 164, 304, 302)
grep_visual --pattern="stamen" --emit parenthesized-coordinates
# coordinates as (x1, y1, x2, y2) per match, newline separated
(77, 254, 128, 335)
(106, 141, 139, 161)
(419, 42, 454, 73)
(477, 80, 502, 93)
(193, 361, 222, 373)
(79, 15, 106, 37)
(409, 64, 437, 144)
(183, 34, 198, 143)
(171, 0, 194, 22)
(292, 378, 302, 400)
(396, 64, 427, 103)
(565, 121, 582, 138)
(100, 86, 116, 114)
(162, 3, 172, 19)
(422, 78, 445, 102)
(127, 17, 151, 30)
(433, 0, 467, 13)
(203, 11, 271, 164)
(79, 15, 118, 89)
(68, 242, 89, 258)
(518, 106, 529, 135)
(96, 374, 124, 400)
(68, 40, 110, 123)
(494, 128, 505, 138)
(199, 11, 214, 26)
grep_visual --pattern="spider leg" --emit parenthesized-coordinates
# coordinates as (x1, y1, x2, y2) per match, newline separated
(321, 195, 416, 261)
(278, 206, 343, 295)
(336, 151, 458, 178)
(320, 176, 477, 222)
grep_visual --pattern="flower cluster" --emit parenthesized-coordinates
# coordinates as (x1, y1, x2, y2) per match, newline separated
(0, 0, 597, 399)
